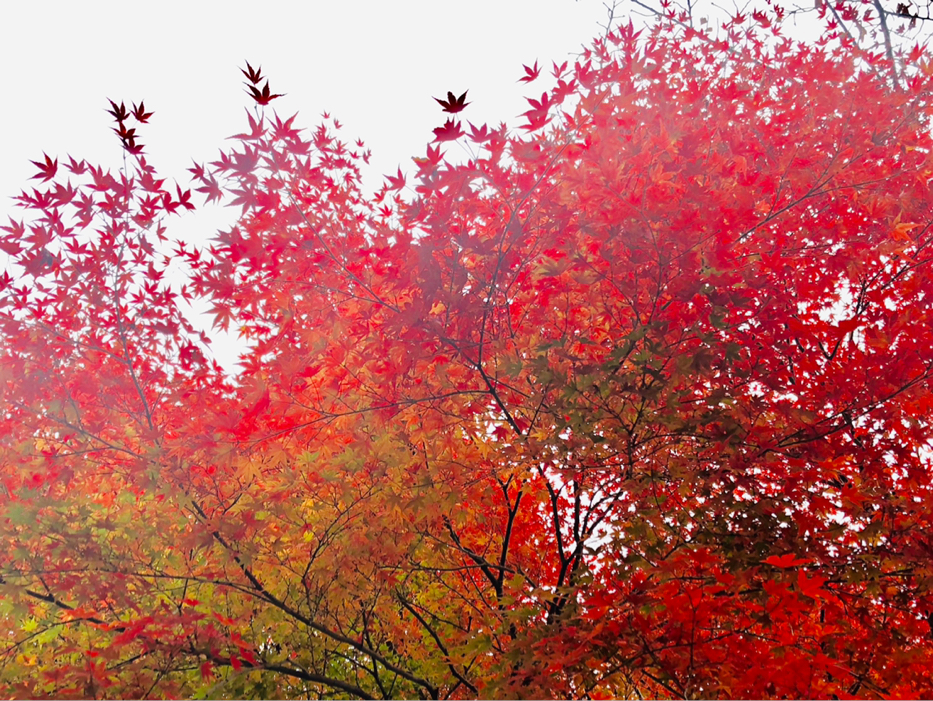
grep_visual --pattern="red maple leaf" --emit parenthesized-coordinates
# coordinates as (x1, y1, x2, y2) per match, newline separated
(29, 153, 58, 183)
(241, 61, 263, 85)
(65, 155, 86, 175)
(194, 174, 223, 204)
(433, 90, 470, 113)
(468, 122, 490, 143)
(106, 99, 130, 122)
(246, 80, 285, 106)
(385, 167, 406, 191)
(432, 119, 464, 142)
(132, 101, 154, 123)
(764, 554, 811, 568)
(519, 60, 540, 82)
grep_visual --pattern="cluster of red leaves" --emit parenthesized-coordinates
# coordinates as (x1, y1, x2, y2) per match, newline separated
(106, 99, 154, 155)
(241, 61, 285, 106)
(1, 5, 933, 699)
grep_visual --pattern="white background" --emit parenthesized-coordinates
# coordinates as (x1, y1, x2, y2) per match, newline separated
(0, 0, 830, 371)
(0, 0, 632, 370)
(0, 1, 621, 208)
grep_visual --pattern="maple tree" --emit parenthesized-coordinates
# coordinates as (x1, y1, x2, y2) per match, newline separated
(2, 2, 933, 698)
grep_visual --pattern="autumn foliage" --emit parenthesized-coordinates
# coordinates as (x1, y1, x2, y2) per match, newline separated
(2, 4, 933, 698)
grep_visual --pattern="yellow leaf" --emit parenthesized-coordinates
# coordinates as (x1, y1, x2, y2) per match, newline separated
(22, 617, 38, 633)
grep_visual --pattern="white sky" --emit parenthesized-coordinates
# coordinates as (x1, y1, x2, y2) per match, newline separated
(0, 0, 629, 370)
(1, 1, 615, 208)
(0, 0, 834, 372)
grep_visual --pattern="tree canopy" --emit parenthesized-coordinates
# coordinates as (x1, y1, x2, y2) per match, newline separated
(2, 2, 933, 698)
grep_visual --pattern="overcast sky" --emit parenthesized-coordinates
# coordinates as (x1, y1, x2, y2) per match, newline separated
(0, 1, 631, 368)
(0, 1, 621, 206)
(0, 0, 829, 372)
